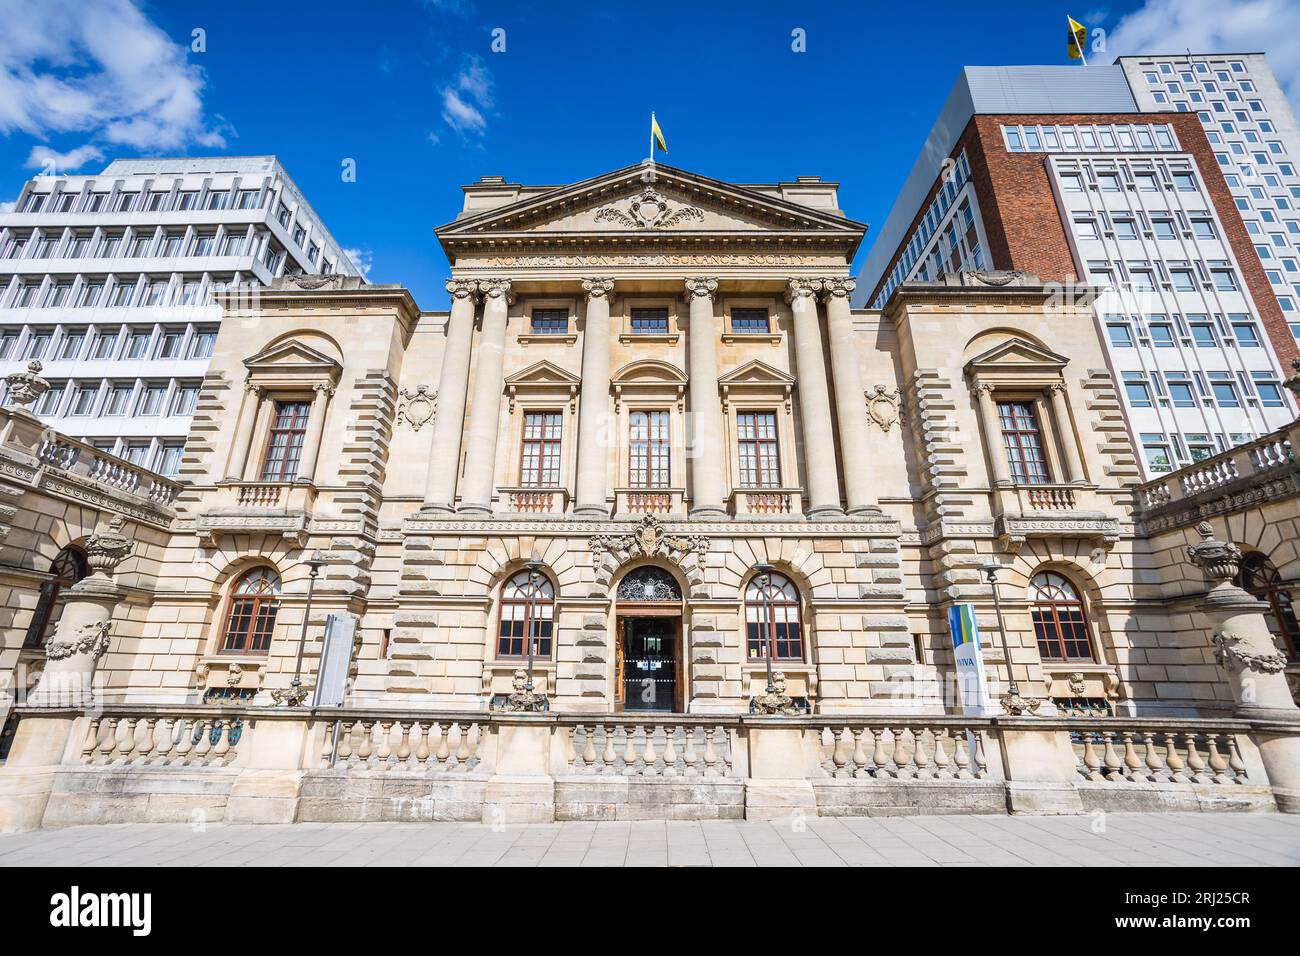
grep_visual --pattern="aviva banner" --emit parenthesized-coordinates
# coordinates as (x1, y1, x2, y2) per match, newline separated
(948, 604, 993, 716)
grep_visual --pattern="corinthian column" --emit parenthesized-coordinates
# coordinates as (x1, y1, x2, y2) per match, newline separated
(294, 383, 334, 484)
(422, 278, 479, 511)
(821, 277, 880, 515)
(27, 515, 133, 707)
(973, 383, 1011, 487)
(685, 277, 726, 518)
(787, 278, 843, 519)
(1048, 382, 1087, 485)
(574, 278, 615, 517)
(224, 381, 262, 481)
(458, 278, 514, 516)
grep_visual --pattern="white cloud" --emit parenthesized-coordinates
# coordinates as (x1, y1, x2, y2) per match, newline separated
(439, 57, 493, 137)
(342, 247, 373, 280)
(0, 0, 226, 153)
(1109, 0, 1300, 96)
(0, 201, 14, 214)
(26, 144, 105, 173)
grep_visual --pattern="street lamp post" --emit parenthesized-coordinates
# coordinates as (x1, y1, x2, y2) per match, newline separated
(981, 562, 1039, 716)
(274, 549, 325, 706)
(755, 562, 776, 696)
(502, 560, 548, 712)
(524, 559, 543, 697)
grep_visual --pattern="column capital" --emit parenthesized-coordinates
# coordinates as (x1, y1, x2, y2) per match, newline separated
(582, 277, 616, 298)
(242, 377, 264, 397)
(478, 277, 515, 305)
(785, 278, 821, 303)
(819, 276, 857, 299)
(970, 381, 997, 397)
(1048, 381, 1068, 395)
(312, 382, 336, 397)
(445, 277, 480, 300)
(683, 276, 719, 300)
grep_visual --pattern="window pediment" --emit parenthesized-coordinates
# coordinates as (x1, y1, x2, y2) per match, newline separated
(243, 339, 342, 390)
(612, 359, 686, 411)
(718, 359, 795, 412)
(505, 360, 580, 412)
(964, 337, 1069, 389)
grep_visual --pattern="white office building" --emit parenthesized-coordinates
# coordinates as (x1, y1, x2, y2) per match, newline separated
(1118, 53, 1300, 346)
(0, 156, 359, 476)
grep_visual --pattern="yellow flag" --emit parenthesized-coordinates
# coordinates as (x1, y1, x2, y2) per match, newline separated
(651, 113, 668, 154)
(1068, 17, 1087, 59)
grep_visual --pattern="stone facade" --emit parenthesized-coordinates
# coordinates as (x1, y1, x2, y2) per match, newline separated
(2, 162, 1299, 827)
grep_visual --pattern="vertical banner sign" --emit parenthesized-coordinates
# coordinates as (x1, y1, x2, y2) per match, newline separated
(948, 603, 993, 716)
(312, 613, 357, 708)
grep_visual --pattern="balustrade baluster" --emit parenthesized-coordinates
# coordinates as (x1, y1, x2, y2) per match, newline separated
(833, 727, 852, 776)
(974, 731, 989, 778)
(1227, 735, 1247, 784)
(954, 730, 972, 779)
(1143, 732, 1167, 781)
(356, 721, 374, 763)
(81, 718, 102, 763)
(682, 726, 698, 776)
(1184, 733, 1210, 783)
(396, 722, 412, 766)
(321, 721, 337, 766)
(852, 727, 869, 777)
(873, 726, 891, 777)
(622, 725, 638, 775)
(414, 722, 431, 766)
(641, 725, 658, 776)
(453, 723, 472, 770)
(602, 724, 618, 772)
(1121, 730, 1142, 780)
(702, 726, 718, 776)
(172, 718, 194, 763)
(153, 718, 175, 765)
(1101, 732, 1124, 781)
(192, 719, 213, 763)
(213, 720, 232, 762)
(582, 725, 598, 772)
(377, 721, 394, 763)
(1207, 735, 1230, 784)
(1081, 732, 1104, 781)
(1164, 732, 1186, 782)
(434, 723, 450, 766)
(913, 727, 931, 779)
(662, 726, 679, 776)
(132, 717, 156, 764)
(932, 729, 951, 779)
(337, 722, 355, 762)
(891, 727, 910, 778)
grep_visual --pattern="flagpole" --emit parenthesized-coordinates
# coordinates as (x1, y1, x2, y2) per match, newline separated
(1068, 15, 1088, 66)
(649, 111, 656, 173)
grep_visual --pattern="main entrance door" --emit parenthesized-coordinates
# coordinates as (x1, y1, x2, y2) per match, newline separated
(619, 617, 678, 712)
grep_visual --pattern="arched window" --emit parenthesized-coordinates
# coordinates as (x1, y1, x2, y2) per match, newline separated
(23, 546, 90, 650)
(497, 568, 554, 658)
(1237, 552, 1300, 661)
(615, 566, 682, 603)
(746, 570, 803, 661)
(1031, 571, 1094, 661)
(221, 567, 281, 654)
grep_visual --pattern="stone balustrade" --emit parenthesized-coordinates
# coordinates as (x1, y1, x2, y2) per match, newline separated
(564, 719, 735, 777)
(322, 714, 486, 772)
(814, 719, 992, 780)
(79, 709, 245, 768)
(27, 426, 181, 507)
(614, 488, 685, 516)
(1137, 420, 1298, 531)
(1, 704, 1293, 830)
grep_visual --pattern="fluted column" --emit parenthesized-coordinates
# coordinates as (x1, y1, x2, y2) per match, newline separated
(787, 278, 842, 519)
(821, 277, 881, 515)
(974, 383, 1012, 486)
(1048, 382, 1087, 485)
(458, 278, 514, 516)
(685, 277, 726, 517)
(294, 383, 333, 484)
(574, 278, 615, 517)
(422, 278, 479, 511)
(224, 381, 262, 480)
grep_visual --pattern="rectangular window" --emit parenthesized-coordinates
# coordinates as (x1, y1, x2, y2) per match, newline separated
(102, 384, 133, 417)
(1253, 373, 1285, 407)
(997, 401, 1050, 484)
(260, 401, 311, 481)
(0, 331, 18, 360)
(123, 328, 152, 359)
(188, 327, 217, 359)
(519, 410, 562, 487)
(169, 383, 199, 416)
(737, 411, 781, 487)
(156, 442, 184, 477)
(24, 329, 52, 360)
(1141, 433, 1173, 473)
(1209, 373, 1240, 406)
(92, 327, 121, 360)
(529, 309, 568, 335)
(156, 328, 184, 359)
(69, 383, 99, 416)
(136, 383, 168, 416)
(57, 328, 86, 360)
(628, 410, 670, 488)
(731, 308, 771, 333)
(629, 307, 669, 334)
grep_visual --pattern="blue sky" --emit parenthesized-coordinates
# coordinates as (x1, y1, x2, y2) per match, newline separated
(2, 0, 1298, 309)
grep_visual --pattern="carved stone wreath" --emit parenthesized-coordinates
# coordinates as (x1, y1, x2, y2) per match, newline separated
(397, 385, 437, 432)
(865, 384, 902, 433)
(589, 514, 708, 564)
(595, 187, 704, 229)
(1212, 630, 1289, 674)
(45, 620, 111, 661)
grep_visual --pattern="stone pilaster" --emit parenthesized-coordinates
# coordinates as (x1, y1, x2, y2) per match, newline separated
(294, 383, 334, 484)
(574, 278, 615, 517)
(422, 278, 480, 511)
(685, 277, 726, 517)
(225, 381, 262, 480)
(821, 277, 880, 515)
(786, 278, 842, 518)
(1048, 382, 1087, 485)
(459, 278, 514, 516)
(973, 383, 1011, 487)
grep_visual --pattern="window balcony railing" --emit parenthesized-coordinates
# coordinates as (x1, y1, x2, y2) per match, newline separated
(615, 487, 684, 516)
(500, 486, 568, 515)
(730, 487, 803, 517)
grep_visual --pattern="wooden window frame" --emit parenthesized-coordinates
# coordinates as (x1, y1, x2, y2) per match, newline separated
(997, 400, 1052, 485)
(518, 409, 563, 488)
(259, 399, 312, 481)
(219, 567, 282, 655)
(1031, 572, 1095, 662)
(628, 408, 671, 489)
(496, 569, 556, 659)
(737, 409, 782, 488)
(745, 571, 804, 661)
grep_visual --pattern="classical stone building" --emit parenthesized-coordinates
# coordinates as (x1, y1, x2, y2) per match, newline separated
(1, 162, 1298, 827)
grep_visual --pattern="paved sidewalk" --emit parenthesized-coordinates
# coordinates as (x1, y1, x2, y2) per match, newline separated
(2, 812, 1298, 866)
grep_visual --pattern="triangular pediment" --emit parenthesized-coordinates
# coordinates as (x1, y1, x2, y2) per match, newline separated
(718, 359, 796, 389)
(965, 337, 1069, 373)
(504, 360, 582, 388)
(244, 340, 342, 380)
(437, 163, 866, 255)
